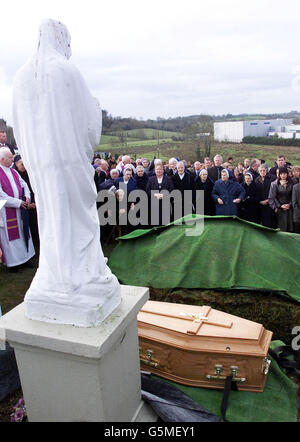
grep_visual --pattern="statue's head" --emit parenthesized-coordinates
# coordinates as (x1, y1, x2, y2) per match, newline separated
(37, 19, 72, 59)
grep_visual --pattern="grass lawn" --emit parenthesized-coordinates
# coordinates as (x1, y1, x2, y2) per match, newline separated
(98, 128, 181, 152)
(0, 240, 116, 316)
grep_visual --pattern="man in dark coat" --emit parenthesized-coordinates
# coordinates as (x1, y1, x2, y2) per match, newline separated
(208, 154, 224, 183)
(166, 158, 178, 177)
(269, 155, 289, 177)
(191, 161, 202, 181)
(146, 163, 174, 226)
(247, 159, 260, 181)
(212, 169, 245, 216)
(171, 161, 195, 220)
(0, 131, 16, 155)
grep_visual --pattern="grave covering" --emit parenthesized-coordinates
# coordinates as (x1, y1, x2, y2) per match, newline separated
(108, 216, 300, 343)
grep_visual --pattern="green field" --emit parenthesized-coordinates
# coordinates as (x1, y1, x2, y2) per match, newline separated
(98, 128, 182, 151)
(96, 127, 300, 166)
(101, 128, 180, 141)
(97, 139, 300, 167)
(99, 138, 175, 150)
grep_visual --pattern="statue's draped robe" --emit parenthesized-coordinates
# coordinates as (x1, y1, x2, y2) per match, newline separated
(12, 20, 120, 322)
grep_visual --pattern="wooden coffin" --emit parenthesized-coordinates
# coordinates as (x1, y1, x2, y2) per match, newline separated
(137, 301, 273, 392)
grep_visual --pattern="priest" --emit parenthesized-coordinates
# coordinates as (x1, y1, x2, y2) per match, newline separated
(0, 147, 35, 268)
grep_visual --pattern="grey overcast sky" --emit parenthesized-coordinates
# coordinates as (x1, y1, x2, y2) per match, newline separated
(1, 0, 300, 126)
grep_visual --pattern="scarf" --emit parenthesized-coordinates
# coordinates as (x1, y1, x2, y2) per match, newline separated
(0, 167, 22, 241)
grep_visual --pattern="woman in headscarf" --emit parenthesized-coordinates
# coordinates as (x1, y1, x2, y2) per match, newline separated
(114, 165, 137, 193)
(195, 169, 214, 215)
(268, 166, 294, 232)
(238, 172, 260, 223)
(212, 169, 245, 216)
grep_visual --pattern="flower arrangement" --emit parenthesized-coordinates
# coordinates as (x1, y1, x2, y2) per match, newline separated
(10, 398, 27, 422)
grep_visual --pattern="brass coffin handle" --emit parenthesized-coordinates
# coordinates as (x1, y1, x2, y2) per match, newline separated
(140, 349, 160, 369)
(262, 358, 271, 375)
(206, 365, 246, 383)
(140, 358, 160, 368)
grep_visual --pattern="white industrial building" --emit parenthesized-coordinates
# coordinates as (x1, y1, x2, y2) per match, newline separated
(214, 119, 293, 142)
(268, 124, 300, 139)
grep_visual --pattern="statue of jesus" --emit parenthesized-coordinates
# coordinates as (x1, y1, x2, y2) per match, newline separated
(12, 19, 121, 327)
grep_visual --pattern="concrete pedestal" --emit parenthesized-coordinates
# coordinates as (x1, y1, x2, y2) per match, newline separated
(0, 285, 157, 422)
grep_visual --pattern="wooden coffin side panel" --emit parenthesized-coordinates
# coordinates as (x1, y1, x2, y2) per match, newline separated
(138, 322, 273, 357)
(139, 337, 272, 392)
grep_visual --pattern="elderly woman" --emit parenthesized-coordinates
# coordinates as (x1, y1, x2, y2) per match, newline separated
(238, 172, 260, 223)
(109, 168, 119, 181)
(98, 168, 119, 192)
(255, 164, 276, 228)
(195, 169, 214, 215)
(212, 169, 245, 216)
(114, 166, 137, 194)
(268, 166, 294, 232)
(134, 165, 149, 191)
(233, 167, 244, 183)
(146, 162, 174, 226)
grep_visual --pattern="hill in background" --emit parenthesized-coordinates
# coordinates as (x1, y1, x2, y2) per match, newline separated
(97, 110, 300, 166)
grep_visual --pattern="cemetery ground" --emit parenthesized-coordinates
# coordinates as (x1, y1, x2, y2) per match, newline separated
(0, 236, 300, 422)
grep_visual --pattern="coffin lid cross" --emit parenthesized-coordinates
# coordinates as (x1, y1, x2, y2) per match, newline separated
(140, 305, 233, 335)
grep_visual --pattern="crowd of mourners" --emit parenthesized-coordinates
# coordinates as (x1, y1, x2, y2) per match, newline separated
(93, 153, 300, 234)
(1, 128, 300, 270)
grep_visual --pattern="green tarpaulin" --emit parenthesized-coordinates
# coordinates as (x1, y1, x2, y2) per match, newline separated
(108, 215, 300, 303)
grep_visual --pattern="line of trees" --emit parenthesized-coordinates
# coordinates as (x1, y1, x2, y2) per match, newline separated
(243, 135, 300, 147)
(102, 110, 300, 135)
(102, 110, 214, 134)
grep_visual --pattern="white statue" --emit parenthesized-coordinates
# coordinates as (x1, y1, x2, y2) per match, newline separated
(12, 19, 121, 327)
